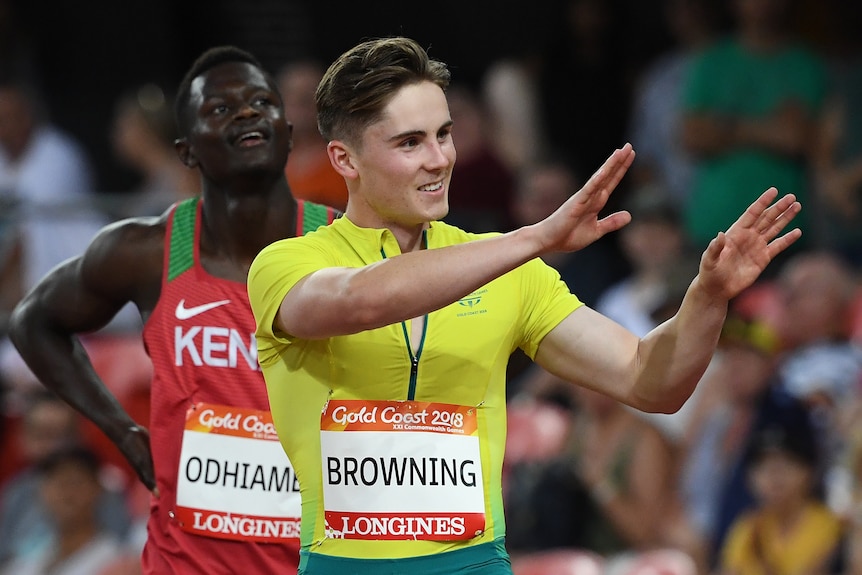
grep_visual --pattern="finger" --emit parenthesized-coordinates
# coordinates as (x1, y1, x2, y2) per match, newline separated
(702, 231, 726, 268)
(767, 228, 802, 259)
(761, 200, 801, 240)
(577, 144, 635, 202)
(152, 486, 161, 499)
(756, 194, 798, 233)
(736, 187, 779, 229)
(595, 210, 632, 237)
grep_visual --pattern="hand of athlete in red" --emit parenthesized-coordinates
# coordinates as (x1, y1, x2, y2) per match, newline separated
(118, 424, 160, 497)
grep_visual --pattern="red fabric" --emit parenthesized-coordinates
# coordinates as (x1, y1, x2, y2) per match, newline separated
(139, 202, 298, 575)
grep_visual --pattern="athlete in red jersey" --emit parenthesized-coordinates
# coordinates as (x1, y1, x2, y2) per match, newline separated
(8, 46, 335, 574)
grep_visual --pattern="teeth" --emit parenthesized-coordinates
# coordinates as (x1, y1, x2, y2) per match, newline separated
(419, 182, 443, 192)
(239, 131, 264, 141)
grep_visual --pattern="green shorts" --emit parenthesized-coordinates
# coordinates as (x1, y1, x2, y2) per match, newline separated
(298, 538, 512, 575)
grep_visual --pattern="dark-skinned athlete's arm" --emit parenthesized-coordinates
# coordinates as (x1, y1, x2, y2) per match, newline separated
(8, 219, 162, 494)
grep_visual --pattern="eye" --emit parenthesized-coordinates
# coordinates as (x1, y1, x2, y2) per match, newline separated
(210, 104, 229, 115)
(254, 96, 275, 107)
(437, 127, 452, 142)
(401, 137, 419, 149)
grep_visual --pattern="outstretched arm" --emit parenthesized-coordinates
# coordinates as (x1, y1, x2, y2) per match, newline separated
(8, 222, 161, 492)
(535, 188, 801, 413)
(277, 145, 636, 338)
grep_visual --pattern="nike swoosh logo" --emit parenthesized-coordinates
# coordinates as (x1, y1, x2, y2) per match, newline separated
(175, 299, 231, 320)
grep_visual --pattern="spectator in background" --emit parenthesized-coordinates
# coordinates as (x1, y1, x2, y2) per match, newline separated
(774, 251, 862, 412)
(506, 382, 695, 575)
(672, 313, 782, 572)
(680, 0, 826, 250)
(481, 54, 546, 174)
(627, 0, 722, 205)
(704, 251, 862, 568)
(444, 83, 514, 233)
(0, 390, 130, 568)
(595, 184, 693, 340)
(0, 446, 126, 575)
(0, 77, 104, 302)
(0, 77, 117, 401)
(109, 83, 199, 219)
(811, 6, 862, 268)
(718, 424, 842, 575)
(278, 59, 347, 211)
(765, 251, 862, 539)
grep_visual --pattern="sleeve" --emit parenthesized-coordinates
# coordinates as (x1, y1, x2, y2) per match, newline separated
(247, 235, 331, 356)
(517, 257, 583, 360)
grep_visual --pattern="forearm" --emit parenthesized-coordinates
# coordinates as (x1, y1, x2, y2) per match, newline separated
(9, 307, 137, 441)
(630, 276, 728, 413)
(733, 117, 810, 157)
(283, 225, 545, 338)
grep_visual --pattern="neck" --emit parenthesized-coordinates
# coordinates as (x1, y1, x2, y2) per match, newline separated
(392, 225, 427, 254)
(765, 497, 808, 529)
(200, 176, 298, 262)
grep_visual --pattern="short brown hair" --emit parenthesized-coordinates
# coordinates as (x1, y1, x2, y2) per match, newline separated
(315, 37, 451, 145)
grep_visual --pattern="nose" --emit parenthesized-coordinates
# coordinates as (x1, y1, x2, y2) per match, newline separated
(424, 139, 452, 171)
(234, 101, 261, 121)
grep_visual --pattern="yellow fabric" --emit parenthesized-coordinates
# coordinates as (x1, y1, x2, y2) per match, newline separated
(720, 502, 842, 575)
(247, 216, 581, 559)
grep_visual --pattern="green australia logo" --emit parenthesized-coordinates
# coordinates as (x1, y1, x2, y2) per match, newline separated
(457, 289, 488, 317)
(458, 295, 482, 308)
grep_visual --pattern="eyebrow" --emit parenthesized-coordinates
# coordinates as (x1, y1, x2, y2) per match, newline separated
(387, 120, 454, 142)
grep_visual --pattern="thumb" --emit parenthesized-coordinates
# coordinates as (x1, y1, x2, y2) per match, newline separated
(702, 231, 726, 268)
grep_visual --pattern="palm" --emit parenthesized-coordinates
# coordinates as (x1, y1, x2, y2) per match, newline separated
(542, 144, 636, 254)
(699, 188, 801, 300)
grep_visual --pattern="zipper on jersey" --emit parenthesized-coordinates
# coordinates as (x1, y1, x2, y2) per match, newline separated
(381, 230, 428, 400)
(401, 319, 428, 400)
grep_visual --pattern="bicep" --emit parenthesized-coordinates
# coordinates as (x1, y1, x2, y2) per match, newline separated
(19, 221, 159, 335)
(276, 266, 364, 339)
(20, 256, 130, 335)
(533, 306, 641, 404)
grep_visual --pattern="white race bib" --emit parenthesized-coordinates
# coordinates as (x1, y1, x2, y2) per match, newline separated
(175, 403, 301, 542)
(320, 399, 486, 541)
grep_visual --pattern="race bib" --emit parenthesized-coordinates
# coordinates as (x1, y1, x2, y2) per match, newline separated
(320, 399, 486, 541)
(175, 403, 301, 543)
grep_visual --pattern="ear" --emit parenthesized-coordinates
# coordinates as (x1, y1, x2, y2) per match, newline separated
(175, 138, 199, 168)
(327, 140, 358, 180)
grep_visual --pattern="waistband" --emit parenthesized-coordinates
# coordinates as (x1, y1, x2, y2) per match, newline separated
(298, 538, 511, 575)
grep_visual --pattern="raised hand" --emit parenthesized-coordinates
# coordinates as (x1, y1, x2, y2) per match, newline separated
(535, 143, 636, 254)
(698, 187, 802, 300)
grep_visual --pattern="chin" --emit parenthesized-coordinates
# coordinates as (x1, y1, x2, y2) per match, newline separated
(425, 197, 449, 222)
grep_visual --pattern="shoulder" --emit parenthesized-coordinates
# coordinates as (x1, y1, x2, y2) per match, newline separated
(79, 213, 169, 291)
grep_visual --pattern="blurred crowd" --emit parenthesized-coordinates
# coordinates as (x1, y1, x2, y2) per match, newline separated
(1, 0, 862, 574)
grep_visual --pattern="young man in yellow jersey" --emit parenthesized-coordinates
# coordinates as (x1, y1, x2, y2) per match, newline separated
(248, 36, 802, 575)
